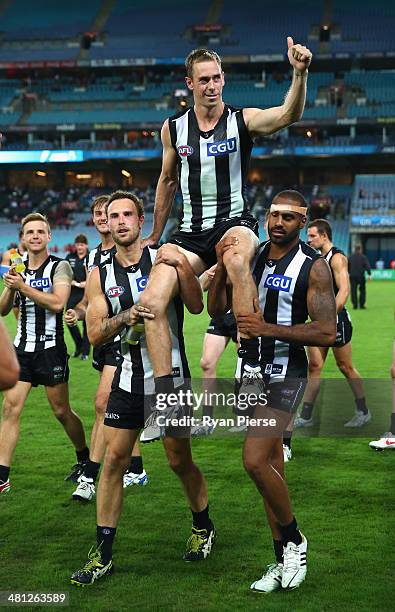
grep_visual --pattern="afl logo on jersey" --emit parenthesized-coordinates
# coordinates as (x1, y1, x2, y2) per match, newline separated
(30, 277, 51, 289)
(207, 137, 237, 157)
(106, 286, 125, 298)
(264, 274, 292, 292)
(178, 145, 194, 157)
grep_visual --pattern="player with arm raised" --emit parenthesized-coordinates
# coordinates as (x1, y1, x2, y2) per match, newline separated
(139, 39, 312, 420)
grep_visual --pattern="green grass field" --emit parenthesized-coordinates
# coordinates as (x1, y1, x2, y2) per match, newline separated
(1, 281, 394, 611)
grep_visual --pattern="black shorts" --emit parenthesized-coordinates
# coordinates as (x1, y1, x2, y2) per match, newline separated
(207, 312, 238, 343)
(17, 344, 69, 387)
(169, 214, 259, 267)
(334, 314, 353, 347)
(105, 387, 146, 430)
(92, 341, 121, 372)
(235, 377, 306, 416)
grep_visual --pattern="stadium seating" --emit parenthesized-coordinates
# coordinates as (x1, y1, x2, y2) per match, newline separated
(352, 175, 395, 212)
(0, 0, 101, 39)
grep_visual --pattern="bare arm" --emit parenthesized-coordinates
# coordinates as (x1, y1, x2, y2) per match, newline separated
(154, 245, 203, 314)
(0, 285, 17, 316)
(237, 258, 336, 346)
(142, 121, 179, 246)
(0, 319, 19, 390)
(331, 253, 350, 313)
(243, 37, 312, 136)
(86, 268, 154, 346)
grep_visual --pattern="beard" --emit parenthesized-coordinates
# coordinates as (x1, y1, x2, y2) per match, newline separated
(268, 225, 300, 245)
(113, 228, 139, 247)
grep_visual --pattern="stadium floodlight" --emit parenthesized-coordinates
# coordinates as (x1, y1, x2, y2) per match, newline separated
(76, 174, 92, 180)
(121, 169, 131, 178)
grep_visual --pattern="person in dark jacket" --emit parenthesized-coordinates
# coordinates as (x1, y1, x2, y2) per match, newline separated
(348, 245, 371, 309)
(65, 234, 90, 358)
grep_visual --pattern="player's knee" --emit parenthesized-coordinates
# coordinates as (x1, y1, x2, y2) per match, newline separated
(223, 252, 246, 278)
(243, 454, 269, 480)
(200, 356, 215, 375)
(139, 291, 166, 317)
(308, 360, 323, 375)
(104, 447, 130, 474)
(390, 364, 395, 380)
(2, 397, 21, 421)
(337, 361, 354, 377)
(166, 450, 192, 476)
(51, 402, 70, 422)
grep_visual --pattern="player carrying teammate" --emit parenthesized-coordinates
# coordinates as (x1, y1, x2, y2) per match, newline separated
(209, 190, 336, 593)
(64, 195, 148, 500)
(70, 192, 215, 586)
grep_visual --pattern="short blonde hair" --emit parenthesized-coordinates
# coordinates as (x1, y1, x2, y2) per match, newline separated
(21, 212, 51, 233)
(185, 48, 222, 78)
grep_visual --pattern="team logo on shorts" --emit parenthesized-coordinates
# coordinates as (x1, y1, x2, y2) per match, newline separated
(136, 276, 148, 292)
(178, 145, 193, 157)
(106, 285, 125, 298)
(30, 277, 51, 289)
(207, 137, 237, 157)
(264, 274, 292, 292)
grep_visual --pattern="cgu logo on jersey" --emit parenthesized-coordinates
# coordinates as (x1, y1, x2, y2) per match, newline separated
(106, 285, 125, 298)
(178, 145, 194, 157)
(207, 137, 237, 157)
(264, 274, 292, 292)
(30, 277, 51, 289)
(136, 276, 148, 292)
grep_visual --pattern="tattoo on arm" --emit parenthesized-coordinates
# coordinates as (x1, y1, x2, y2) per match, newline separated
(100, 309, 130, 341)
(308, 258, 337, 324)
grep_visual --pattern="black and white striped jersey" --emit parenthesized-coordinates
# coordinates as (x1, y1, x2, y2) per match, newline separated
(86, 243, 115, 273)
(324, 246, 351, 324)
(168, 104, 253, 232)
(14, 255, 72, 353)
(99, 247, 190, 394)
(237, 240, 321, 380)
(87, 242, 120, 347)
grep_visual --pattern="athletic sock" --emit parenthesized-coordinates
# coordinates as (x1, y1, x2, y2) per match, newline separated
(283, 432, 292, 449)
(76, 446, 89, 463)
(154, 375, 175, 396)
(96, 525, 116, 564)
(300, 402, 314, 420)
(0, 465, 10, 483)
(355, 397, 368, 415)
(279, 517, 302, 546)
(83, 460, 101, 483)
(129, 456, 143, 475)
(191, 505, 213, 531)
(390, 413, 395, 435)
(238, 338, 260, 366)
(273, 539, 284, 564)
(202, 405, 214, 419)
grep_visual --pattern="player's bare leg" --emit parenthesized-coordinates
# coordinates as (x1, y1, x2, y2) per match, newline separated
(0, 381, 31, 478)
(163, 435, 215, 561)
(46, 383, 87, 451)
(334, 343, 371, 427)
